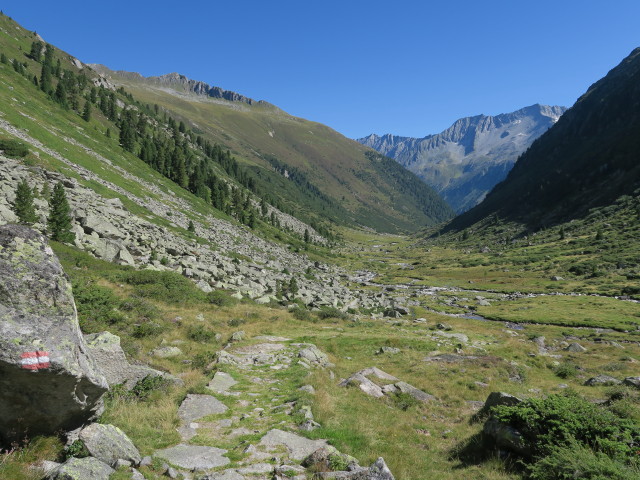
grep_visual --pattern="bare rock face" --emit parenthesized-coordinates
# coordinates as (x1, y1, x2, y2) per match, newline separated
(0, 224, 108, 444)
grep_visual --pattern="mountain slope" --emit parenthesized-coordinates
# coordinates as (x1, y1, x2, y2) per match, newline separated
(358, 105, 566, 213)
(90, 65, 454, 233)
(445, 47, 640, 233)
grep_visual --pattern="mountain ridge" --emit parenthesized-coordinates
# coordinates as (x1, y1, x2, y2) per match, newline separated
(358, 104, 566, 213)
(444, 47, 640, 233)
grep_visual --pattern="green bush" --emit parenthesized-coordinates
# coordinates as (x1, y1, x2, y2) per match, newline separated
(187, 324, 216, 343)
(553, 362, 578, 379)
(492, 391, 640, 461)
(528, 440, 640, 480)
(117, 270, 205, 304)
(131, 322, 165, 338)
(63, 440, 89, 460)
(291, 307, 316, 322)
(0, 138, 29, 158)
(317, 306, 348, 320)
(207, 290, 236, 307)
(72, 279, 122, 332)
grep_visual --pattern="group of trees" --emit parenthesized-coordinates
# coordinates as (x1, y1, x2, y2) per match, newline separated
(12, 179, 74, 243)
(2, 39, 324, 245)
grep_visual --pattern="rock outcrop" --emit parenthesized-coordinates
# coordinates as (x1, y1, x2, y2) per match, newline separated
(0, 225, 108, 444)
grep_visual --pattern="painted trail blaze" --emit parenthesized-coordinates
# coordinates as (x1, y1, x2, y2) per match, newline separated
(20, 351, 50, 370)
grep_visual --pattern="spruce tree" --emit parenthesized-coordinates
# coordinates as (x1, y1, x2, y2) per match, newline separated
(12, 179, 38, 225)
(47, 182, 74, 243)
(82, 100, 91, 122)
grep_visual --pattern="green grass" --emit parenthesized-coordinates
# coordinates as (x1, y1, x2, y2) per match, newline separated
(477, 295, 640, 331)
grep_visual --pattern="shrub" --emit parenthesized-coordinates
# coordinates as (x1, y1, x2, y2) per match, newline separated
(227, 318, 246, 327)
(291, 307, 315, 322)
(63, 440, 89, 460)
(317, 307, 348, 321)
(527, 440, 639, 480)
(118, 270, 205, 304)
(187, 325, 216, 343)
(491, 391, 640, 461)
(553, 362, 578, 379)
(131, 322, 165, 338)
(391, 392, 420, 411)
(207, 290, 236, 307)
(0, 138, 29, 158)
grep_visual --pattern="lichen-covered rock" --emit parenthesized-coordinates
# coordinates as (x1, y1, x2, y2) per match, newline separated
(312, 456, 395, 479)
(298, 344, 334, 367)
(78, 422, 141, 466)
(47, 456, 114, 480)
(84, 331, 182, 389)
(0, 225, 107, 444)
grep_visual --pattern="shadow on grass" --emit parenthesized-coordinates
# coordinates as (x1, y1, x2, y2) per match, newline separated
(449, 431, 523, 475)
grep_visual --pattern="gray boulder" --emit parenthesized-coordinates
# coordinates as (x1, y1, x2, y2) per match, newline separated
(298, 344, 334, 367)
(47, 456, 114, 480)
(564, 342, 587, 353)
(394, 381, 434, 403)
(623, 376, 640, 389)
(313, 457, 395, 479)
(584, 374, 621, 386)
(84, 331, 182, 389)
(483, 417, 531, 457)
(0, 225, 108, 444)
(482, 392, 522, 411)
(78, 423, 141, 466)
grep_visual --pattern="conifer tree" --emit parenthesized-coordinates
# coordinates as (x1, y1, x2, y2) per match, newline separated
(187, 220, 195, 232)
(47, 182, 74, 243)
(0, 52, 8, 64)
(82, 100, 91, 122)
(12, 179, 38, 225)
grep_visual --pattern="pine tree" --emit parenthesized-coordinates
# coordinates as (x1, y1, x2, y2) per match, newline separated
(187, 220, 195, 232)
(12, 179, 38, 225)
(82, 100, 91, 122)
(28, 40, 43, 61)
(47, 182, 74, 243)
(0, 52, 7, 64)
(304, 229, 310, 243)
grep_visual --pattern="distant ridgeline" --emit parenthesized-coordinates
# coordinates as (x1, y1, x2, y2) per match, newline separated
(358, 104, 566, 214)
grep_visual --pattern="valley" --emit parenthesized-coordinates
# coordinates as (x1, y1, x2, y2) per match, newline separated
(0, 9, 639, 480)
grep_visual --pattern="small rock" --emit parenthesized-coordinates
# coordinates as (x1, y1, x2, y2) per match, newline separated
(376, 346, 400, 355)
(623, 376, 640, 389)
(564, 342, 587, 353)
(48, 457, 114, 480)
(299, 385, 316, 394)
(584, 374, 621, 386)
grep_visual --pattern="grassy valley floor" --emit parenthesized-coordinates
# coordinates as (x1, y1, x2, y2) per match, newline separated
(1, 230, 639, 479)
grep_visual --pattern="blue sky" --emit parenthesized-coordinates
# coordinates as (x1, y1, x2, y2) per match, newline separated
(4, 1, 639, 138)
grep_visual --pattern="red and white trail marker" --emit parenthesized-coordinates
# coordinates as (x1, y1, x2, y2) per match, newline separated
(20, 351, 50, 371)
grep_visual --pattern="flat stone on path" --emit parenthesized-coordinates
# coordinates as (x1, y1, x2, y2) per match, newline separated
(154, 444, 230, 470)
(259, 428, 328, 460)
(207, 372, 238, 393)
(178, 394, 228, 423)
(253, 335, 291, 342)
(199, 470, 246, 480)
(233, 343, 287, 355)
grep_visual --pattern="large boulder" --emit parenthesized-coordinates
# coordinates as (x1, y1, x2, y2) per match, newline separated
(0, 225, 108, 444)
(84, 331, 181, 389)
(78, 423, 141, 466)
(47, 456, 114, 480)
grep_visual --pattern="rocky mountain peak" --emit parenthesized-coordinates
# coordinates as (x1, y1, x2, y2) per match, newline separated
(358, 104, 567, 213)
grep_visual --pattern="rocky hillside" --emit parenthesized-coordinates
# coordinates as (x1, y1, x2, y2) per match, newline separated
(91, 65, 454, 233)
(358, 104, 566, 213)
(445, 47, 640, 232)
